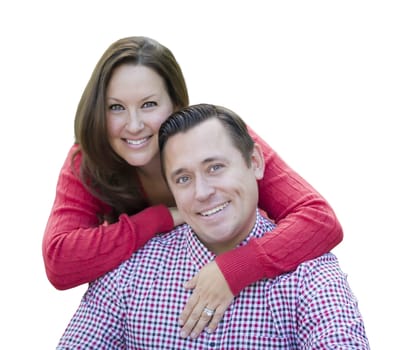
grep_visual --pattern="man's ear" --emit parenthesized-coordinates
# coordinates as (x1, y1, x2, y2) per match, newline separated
(251, 143, 265, 180)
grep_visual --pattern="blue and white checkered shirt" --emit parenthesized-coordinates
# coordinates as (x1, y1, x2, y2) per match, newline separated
(57, 210, 369, 349)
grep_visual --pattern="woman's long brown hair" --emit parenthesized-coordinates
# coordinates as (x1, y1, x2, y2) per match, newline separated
(73, 36, 189, 223)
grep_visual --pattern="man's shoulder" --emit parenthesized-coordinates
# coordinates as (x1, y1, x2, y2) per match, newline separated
(89, 224, 189, 288)
(280, 253, 345, 292)
(292, 253, 340, 276)
(269, 253, 341, 285)
(298, 253, 340, 273)
(152, 223, 189, 245)
(111, 224, 189, 282)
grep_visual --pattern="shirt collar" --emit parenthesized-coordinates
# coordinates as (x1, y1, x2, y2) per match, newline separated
(185, 209, 272, 270)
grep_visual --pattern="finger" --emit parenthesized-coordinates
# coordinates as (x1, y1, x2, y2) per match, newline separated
(183, 274, 198, 289)
(179, 301, 207, 338)
(179, 291, 202, 326)
(205, 306, 225, 334)
(179, 291, 200, 327)
(188, 306, 217, 339)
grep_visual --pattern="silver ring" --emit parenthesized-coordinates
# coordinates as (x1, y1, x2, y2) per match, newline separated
(203, 307, 215, 317)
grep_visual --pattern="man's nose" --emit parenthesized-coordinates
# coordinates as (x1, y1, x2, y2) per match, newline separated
(194, 176, 215, 201)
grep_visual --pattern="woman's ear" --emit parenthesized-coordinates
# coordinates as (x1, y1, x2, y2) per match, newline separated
(251, 143, 265, 180)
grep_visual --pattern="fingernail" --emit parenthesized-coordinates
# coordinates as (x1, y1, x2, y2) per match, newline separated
(180, 331, 187, 338)
(178, 319, 183, 326)
(190, 332, 198, 339)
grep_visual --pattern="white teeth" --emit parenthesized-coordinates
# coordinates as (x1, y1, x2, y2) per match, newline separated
(200, 202, 229, 217)
(127, 137, 148, 145)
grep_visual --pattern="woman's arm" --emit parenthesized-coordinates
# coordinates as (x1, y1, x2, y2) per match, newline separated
(42, 145, 174, 290)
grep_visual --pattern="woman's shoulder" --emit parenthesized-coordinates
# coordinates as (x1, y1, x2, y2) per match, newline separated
(61, 143, 82, 172)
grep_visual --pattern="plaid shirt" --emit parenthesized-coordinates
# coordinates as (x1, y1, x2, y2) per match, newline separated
(57, 211, 369, 349)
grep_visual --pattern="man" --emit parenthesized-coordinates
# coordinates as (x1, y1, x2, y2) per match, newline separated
(57, 104, 369, 349)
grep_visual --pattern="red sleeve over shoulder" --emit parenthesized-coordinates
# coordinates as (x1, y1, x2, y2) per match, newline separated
(215, 126, 343, 295)
(42, 144, 174, 290)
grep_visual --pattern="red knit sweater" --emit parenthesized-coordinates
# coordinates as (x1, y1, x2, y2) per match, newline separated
(42, 128, 343, 292)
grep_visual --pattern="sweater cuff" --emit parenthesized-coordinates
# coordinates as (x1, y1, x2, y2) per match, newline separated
(126, 205, 174, 248)
(215, 239, 266, 296)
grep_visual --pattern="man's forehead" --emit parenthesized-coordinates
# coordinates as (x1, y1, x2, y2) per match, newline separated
(164, 120, 234, 171)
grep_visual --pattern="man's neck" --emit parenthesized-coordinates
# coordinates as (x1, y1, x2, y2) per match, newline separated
(193, 209, 262, 255)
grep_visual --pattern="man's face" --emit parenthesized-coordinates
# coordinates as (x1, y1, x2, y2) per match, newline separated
(163, 118, 264, 254)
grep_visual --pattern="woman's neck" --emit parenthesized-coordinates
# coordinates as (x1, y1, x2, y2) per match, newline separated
(135, 156, 175, 207)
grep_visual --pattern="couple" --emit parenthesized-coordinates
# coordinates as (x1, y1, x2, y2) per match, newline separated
(44, 35, 344, 337)
(57, 103, 369, 349)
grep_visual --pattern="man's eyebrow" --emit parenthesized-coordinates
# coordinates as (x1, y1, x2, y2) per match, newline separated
(202, 157, 223, 164)
(170, 168, 187, 179)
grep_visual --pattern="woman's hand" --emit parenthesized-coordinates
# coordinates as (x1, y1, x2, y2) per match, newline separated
(179, 261, 234, 339)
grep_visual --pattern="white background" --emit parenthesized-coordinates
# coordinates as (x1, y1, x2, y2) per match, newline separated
(1, 1, 397, 348)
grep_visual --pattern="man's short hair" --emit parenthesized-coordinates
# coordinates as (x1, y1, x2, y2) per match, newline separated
(159, 104, 255, 172)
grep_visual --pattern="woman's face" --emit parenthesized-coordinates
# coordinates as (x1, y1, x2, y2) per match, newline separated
(106, 64, 174, 168)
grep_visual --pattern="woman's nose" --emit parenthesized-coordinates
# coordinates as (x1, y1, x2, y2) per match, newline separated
(125, 111, 144, 132)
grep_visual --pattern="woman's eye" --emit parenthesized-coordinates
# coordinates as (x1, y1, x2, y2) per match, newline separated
(142, 101, 157, 108)
(109, 104, 124, 111)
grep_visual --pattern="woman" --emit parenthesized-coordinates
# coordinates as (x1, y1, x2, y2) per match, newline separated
(42, 36, 343, 338)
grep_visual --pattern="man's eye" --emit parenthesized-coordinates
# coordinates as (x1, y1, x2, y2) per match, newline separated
(109, 104, 124, 111)
(142, 101, 157, 108)
(210, 164, 223, 172)
(176, 176, 190, 184)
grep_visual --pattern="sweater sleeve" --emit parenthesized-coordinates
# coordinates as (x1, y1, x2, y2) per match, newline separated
(215, 126, 343, 295)
(42, 145, 174, 290)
